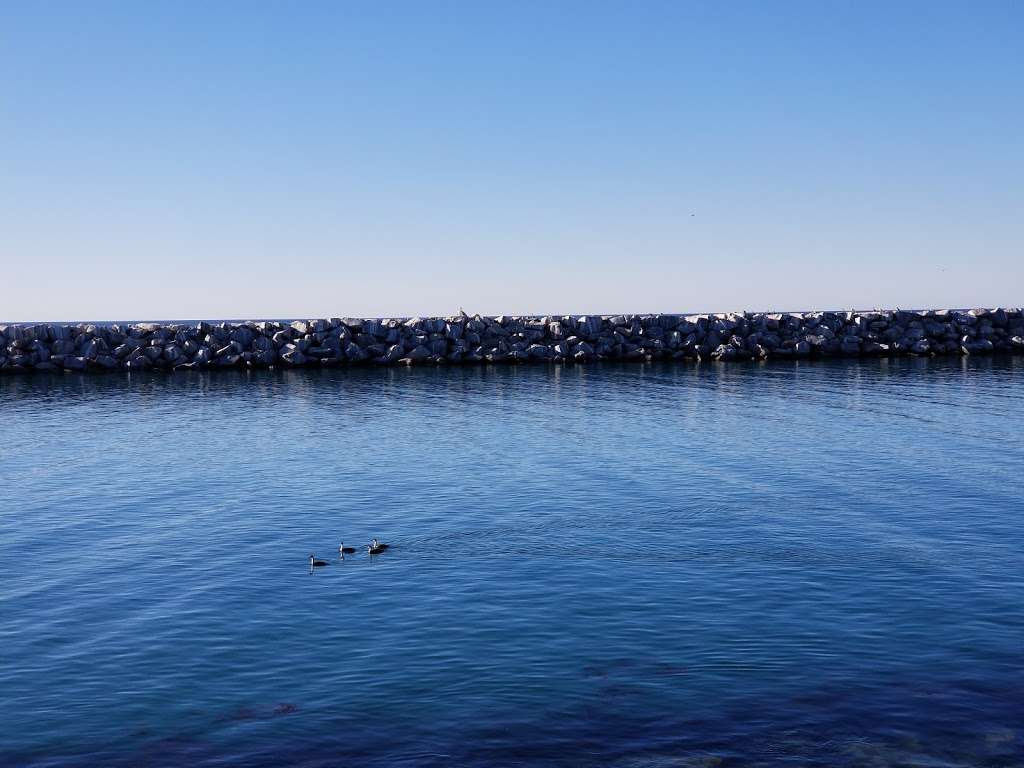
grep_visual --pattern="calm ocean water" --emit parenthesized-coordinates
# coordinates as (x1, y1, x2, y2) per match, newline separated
(2, 358, 1023, 767)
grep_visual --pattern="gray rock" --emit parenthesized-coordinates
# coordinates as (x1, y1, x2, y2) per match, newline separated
(216, 342, 242, 357)
(526, 343, 551, 359)
(231, 327, 254, 347)
(344, 342, 367, 362)
(963, 339, 995, 354)
(253, 349, 278, 366)
(0, 309, 1019, 375)
(119, 336, 143, 352)
(363, 320, 385, 338)
(281, 348, 307, 365)
(406, 345, 431, 363)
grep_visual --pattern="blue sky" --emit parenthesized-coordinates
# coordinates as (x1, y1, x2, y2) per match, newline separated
(2, 1, 1021, 321)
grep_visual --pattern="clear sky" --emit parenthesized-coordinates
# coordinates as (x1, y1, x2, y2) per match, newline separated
(1, 1, 1021, 321)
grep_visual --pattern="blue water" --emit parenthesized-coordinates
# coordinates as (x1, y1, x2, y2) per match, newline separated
(2, 358, 1023, 767)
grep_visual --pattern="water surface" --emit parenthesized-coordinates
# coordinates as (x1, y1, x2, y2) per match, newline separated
(2, 358, 1023, 766)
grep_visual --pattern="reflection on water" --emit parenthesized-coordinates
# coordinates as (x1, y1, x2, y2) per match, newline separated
(1, 358, 1023, 766)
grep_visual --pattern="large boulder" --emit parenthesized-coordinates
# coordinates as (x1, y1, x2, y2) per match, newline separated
(962, 339, 994, 354)
(230, 327, 254, 347)
(573, 341, 595, 358)
(280, 345, 307, 365)
(344, 342, 367, 362)
(252, 349, 278, 366)
(526, 343, 551, 359)
(363, 320, 385, 338)
(840, 339, 862, 355)
(405, 345, 431, 363)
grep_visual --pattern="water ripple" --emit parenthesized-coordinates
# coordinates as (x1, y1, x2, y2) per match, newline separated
(1, 358, 1023, 767)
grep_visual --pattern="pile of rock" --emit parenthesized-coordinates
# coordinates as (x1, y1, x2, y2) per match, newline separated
(1, 308, 1022, 374)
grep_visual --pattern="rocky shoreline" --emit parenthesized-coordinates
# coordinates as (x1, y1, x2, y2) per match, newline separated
(1, 309, 1022, 374)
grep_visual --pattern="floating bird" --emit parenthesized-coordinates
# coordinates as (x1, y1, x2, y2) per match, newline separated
(367, 538, 390, 555)
(339, 542, 356, 555)
(309, 553, 328, 567)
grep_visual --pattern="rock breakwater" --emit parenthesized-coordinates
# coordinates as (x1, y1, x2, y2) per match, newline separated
(2, 309, 1022, 374)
